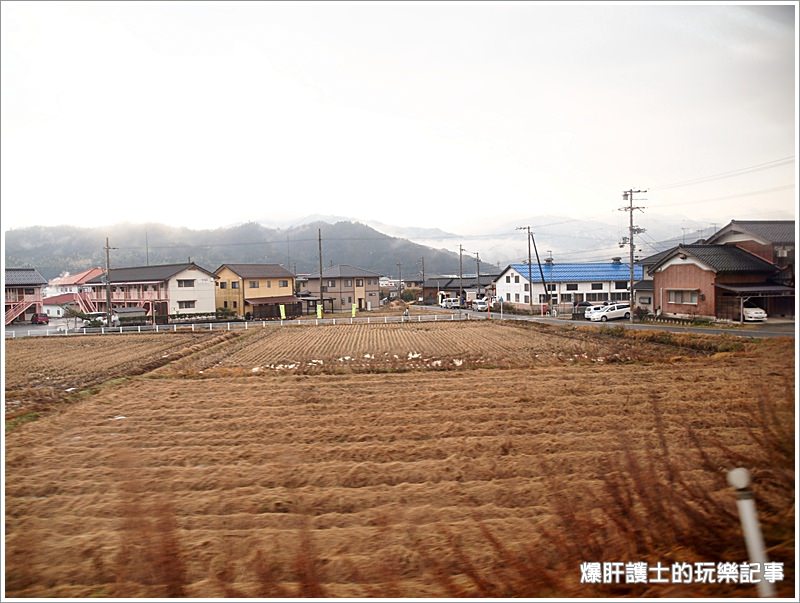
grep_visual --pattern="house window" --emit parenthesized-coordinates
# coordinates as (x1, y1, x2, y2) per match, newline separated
(249, 281, 259, 288)
(178, 300, 196, 309)
(279, 280, 289, 288)
(524, 283, 529, 291)
(615, 281, 628, 290)
(591, 283, 603, 290)
(546, 284, 556, 291)
(514, 293, 520, 302)
(668, 290, 698, 304)
(266, 281, 271, 288)
(327, 280, 336, 288)
(539, 294, 548, 303)
(639, 296, 652, 304)
(177, 279, 195, 288)
(506, 293, 511, 301)
(586, 293, 605, 302)
(233, 301, 238, 308)
(524, 295, 529, 303)
(611, 292, 629, 301)
(223, 301, 228, 308)
(231, 282, 239, 289)
(219, 282, 227, 289)
(566, 283, 578, 291)
(345, 279, 352, 287)
(561, 293, 572, 302)
(356, 279, 364, 287)
(347, 296, 352, 303)
(514, 275, 520, 284)
(24, 288, 34, 295)
(505, 276, 511, 283)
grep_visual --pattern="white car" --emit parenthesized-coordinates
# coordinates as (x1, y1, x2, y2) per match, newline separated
(589, 303, 631, 322)
(583, 304, 606, 320)
(742, 302, 767, 322)
(472, 298, 489, 311)
(440, 298, 462, 309)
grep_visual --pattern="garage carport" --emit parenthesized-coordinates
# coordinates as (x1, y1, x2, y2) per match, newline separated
(715, 284, 794, 323)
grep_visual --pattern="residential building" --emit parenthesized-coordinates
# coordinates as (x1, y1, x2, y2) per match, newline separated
(5, 267, 48, 325)
(494, 259, 643, 308)
(648, 244, 791, 320)
(85, 262, 216, 322)
(42, 267, 105, 314)
(306, 264, 382, 311)
(422, 274, 498, 305)
(214, 264, 300, 319)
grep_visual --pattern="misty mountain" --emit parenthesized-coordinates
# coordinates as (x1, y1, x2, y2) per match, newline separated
(4, 221, 463, 281)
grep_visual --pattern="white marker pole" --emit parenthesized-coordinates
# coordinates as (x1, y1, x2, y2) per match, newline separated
(727, 468, 775, 597)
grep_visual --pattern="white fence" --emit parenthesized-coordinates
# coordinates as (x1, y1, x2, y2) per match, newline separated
(4, 312, 488, 339)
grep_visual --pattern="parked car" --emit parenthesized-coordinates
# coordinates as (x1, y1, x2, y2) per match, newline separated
(583, 305, 607, 320)
(439, 297, 462, 309)
(589, 303, 631, 322)
(742, 302, 768, 322)
(30, 313, 49, 325)
(472, 298, 489, 312)
(82, 311, 120, 327)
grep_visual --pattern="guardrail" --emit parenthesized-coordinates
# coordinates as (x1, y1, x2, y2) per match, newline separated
(4, 312, 488, 339)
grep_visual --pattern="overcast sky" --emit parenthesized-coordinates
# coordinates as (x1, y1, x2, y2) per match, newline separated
(1, 1, 796, 235)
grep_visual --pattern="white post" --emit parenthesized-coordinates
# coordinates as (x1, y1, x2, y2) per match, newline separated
(191, 324, 194, 332)
(727, 468, 776, 597)
(227, 322, 230, 331)
(173, 324, 177, 332)
(245, 322, 248, 330)
(101, 327, 105, 335)
(368, 317, 370, 324)
(138, 325, 142, 333)
(208, 323, 212, 331)
(384, 317, 387, 324)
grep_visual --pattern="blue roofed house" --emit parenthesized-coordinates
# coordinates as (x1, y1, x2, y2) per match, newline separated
(494, 257, 644, 311)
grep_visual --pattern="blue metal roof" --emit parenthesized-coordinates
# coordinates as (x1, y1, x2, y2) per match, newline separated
(506, 262, 643, 283)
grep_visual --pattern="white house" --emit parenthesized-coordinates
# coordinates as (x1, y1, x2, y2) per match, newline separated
(494, 259, 644, 307)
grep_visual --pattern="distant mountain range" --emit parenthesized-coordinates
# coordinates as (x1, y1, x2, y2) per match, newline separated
(4, 214, 717, 281)
(4, 221, 463, 281)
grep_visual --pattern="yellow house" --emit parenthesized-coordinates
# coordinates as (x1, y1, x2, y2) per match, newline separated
(214, 264, 300, 319)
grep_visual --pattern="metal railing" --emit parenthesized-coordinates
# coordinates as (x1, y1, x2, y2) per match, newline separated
(4, 312, 488, 339)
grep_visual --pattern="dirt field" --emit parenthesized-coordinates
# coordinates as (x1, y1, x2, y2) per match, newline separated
(4, 322, 795, 597)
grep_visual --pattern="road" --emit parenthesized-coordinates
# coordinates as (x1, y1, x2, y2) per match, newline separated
(428, 305, 796, 339)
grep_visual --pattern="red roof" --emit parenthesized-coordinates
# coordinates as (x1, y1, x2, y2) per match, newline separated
(49, 267, 104, 286)
(42, 293, 80, 305)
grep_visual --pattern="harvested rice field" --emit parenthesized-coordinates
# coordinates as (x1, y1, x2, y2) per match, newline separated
(4, 322, 795, 597)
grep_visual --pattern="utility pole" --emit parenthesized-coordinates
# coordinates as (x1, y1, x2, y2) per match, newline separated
(474, 252, 481, 296)
(317, 228, 323, 314)
(458, 244, 464, 308)
(516, 226, 534, 314)
(620, 189, 646, 324)
(396, 263, 402, 301)
(420, 257, 425, 303)
(104, 237, 117, 326)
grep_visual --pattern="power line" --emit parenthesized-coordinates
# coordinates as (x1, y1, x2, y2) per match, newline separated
(650, 156, 794, 191)
(646, 184, 794, 209)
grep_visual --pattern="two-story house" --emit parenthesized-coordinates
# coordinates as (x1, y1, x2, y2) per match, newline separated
(214, 264, 300, 319)
(5, 267, 48, 325)
(306, 264, 382, 312)
(494, 259, 643, 308)
(85, 262, 216, 322)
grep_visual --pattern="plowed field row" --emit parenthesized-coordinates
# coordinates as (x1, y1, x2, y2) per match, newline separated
(5, 335, 794, 597)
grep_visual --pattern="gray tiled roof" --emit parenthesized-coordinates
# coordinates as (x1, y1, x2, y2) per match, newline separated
(653, 245, 778, 274)
(639, 247, 677, 266)
(217, 264, 295, 279)
(308, 264, 382, 279)
(708, 220, 795, 244)
(5, 268, 48, 286)
(86, 263, 215, 283)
